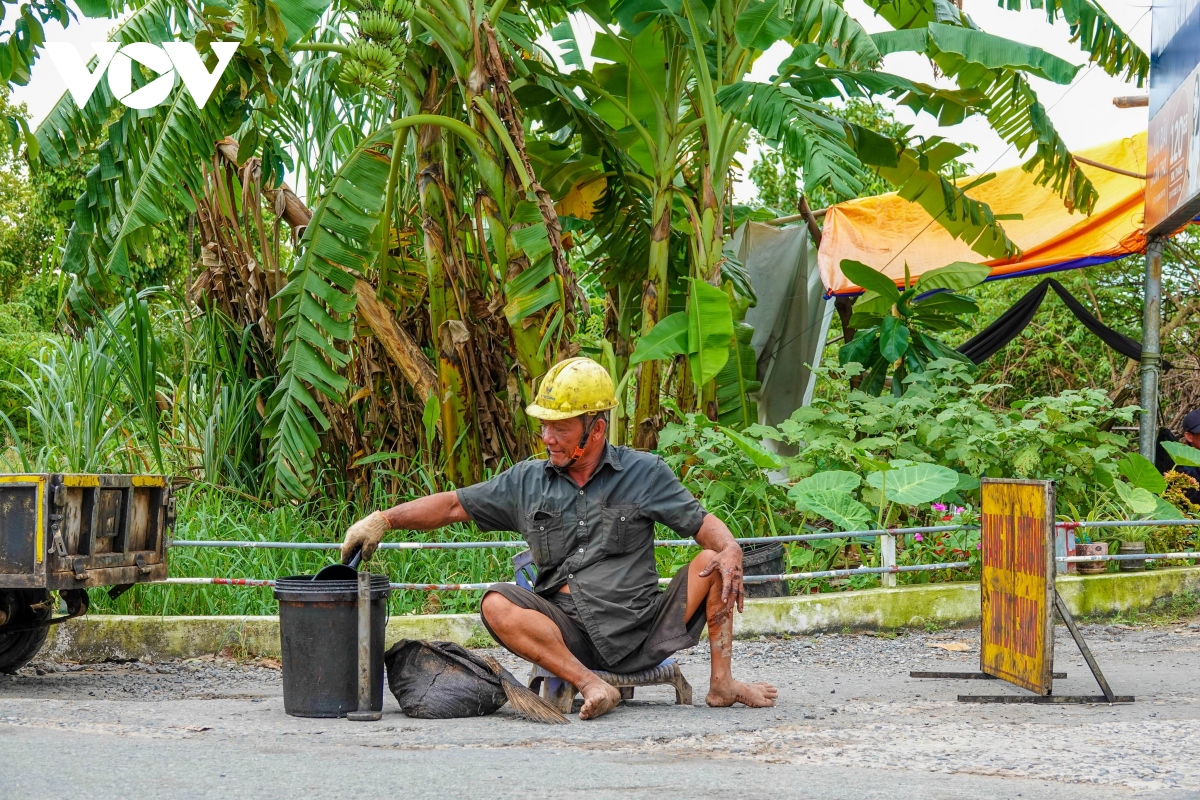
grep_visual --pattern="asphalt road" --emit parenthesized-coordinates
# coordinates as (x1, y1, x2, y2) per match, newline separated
(3, 621, 1199, 799)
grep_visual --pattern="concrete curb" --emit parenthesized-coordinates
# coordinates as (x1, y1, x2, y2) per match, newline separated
(42, 612, 493, 663)
(42, 566, 1200, 663)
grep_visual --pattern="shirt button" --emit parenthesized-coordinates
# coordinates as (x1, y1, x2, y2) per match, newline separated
(568, 574, 573, 579)
(539, 526, 544, 531)
(579, 490, 584, 495)
(620, 516, 626, 521)
(578, 521, 584, 526)
(578, 547, 584, 553)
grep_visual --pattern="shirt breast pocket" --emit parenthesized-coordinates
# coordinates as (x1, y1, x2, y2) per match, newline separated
(600, 503, 643, 555)
(524, 509, 567, 567)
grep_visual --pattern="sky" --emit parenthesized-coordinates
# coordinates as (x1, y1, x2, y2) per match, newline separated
(8, 0, 1154, 205)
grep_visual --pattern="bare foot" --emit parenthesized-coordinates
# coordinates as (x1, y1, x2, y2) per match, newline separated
(578, 680, 622, 720)
(706, 677, 778, 708)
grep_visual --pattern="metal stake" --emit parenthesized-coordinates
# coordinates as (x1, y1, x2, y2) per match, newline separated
(346, 570, 381, 721)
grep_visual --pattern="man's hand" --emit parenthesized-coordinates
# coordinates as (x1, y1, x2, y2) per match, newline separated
(339, 493, 469, 564)
(698, 544, 744, 613)
(341, 511, 390, 563)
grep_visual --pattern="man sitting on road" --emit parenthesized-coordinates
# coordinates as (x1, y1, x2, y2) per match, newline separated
(342, 357, 777, 720)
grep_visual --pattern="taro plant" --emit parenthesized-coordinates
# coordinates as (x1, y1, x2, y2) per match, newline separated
(1106, 453, 1185, 549)
(788, 460, 964, 532)
(785, 458, 966, 586)
(839, 260, 990, 395)
(1161, 441, 1200, 471)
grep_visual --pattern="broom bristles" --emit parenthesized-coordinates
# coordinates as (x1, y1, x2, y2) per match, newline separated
(483, 656, 569, 724)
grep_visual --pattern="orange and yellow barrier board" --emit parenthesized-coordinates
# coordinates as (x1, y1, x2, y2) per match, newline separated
(980, 479, 1056, 695)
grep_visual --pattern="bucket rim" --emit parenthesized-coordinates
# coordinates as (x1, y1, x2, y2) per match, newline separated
(274, 573, 392, 601)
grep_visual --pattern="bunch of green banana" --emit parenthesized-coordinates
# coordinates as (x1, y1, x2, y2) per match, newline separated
(338, 0, 415, 94)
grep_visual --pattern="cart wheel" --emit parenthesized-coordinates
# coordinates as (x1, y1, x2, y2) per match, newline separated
(0, 589, 52, 674)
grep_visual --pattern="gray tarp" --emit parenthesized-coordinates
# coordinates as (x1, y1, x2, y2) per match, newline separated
(729, 222, 833, 428)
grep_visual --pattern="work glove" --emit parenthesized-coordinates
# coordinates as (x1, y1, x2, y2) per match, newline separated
(342, 511, 390, 563)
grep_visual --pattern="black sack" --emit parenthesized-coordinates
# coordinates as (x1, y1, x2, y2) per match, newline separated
(383, 639, 567, 723)
(385, 639, 506, 718)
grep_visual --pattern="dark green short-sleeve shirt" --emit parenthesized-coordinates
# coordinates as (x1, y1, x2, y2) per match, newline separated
(456, 443, 706, 665)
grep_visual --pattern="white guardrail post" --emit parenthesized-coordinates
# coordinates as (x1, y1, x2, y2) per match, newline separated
(880, 532, 897, 588)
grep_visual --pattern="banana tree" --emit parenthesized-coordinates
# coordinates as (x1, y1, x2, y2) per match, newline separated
(36, 0, 321, 310)
(270, 0, 586, 491)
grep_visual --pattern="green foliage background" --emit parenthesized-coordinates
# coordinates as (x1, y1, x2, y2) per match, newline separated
(0, 0, 1191, 618)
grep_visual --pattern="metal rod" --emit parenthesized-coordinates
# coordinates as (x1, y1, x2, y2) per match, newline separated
(163, 577, 277, 586)
(389, 581, 501, 590)
(170, 540, 526, 550)
(1140, 236, 1164, 460)
(160, 561, 972, 592)
(911, 671, 1067, 679)
(1054, 590, 1119, 703)
(1054, 519, 1200, 530)
(1059, 551, 1200, 562)
(170, 524, 981, 553)
(958, 694, 1135, 704)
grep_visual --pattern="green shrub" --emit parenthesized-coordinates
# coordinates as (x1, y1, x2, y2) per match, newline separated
(754, 358, 1137, 514)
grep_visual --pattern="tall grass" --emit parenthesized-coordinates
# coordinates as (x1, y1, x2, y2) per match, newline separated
(3, 331, 132, 472)
(89, 485, 518, 617)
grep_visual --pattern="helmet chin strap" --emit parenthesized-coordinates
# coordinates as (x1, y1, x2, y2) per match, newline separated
(566, 414, 599, 466)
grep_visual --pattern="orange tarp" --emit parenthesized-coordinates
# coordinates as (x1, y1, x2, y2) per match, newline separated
(818, 134, 1151, 295)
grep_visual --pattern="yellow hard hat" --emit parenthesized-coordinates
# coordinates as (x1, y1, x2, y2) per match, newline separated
(526, 357, 618, 421)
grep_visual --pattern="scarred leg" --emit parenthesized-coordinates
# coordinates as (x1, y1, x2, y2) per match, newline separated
(684, 551, 778, 708)
(480, 592, 621, 720)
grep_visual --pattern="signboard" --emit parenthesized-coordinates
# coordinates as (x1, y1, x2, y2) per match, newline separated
(1147, 0, 1200, 234)
(979, 479, 1056, 695)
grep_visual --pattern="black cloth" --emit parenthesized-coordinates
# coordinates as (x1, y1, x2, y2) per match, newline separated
(956, 278, 1166, 368)
(480, 567, 705, 674)
(1156, 427, 1179, 474)
(456, 443, 706, 666)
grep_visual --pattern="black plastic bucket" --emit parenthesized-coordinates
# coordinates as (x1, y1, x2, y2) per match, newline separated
(742, 542, 788, 598)
(274, 575, 391, 718)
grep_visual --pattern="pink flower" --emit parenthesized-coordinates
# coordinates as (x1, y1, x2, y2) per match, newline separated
(913, 533, 923, 541)
(931, 503, 947, 512)
(975, 542, 981, 549)
(953, 506, 965, 514)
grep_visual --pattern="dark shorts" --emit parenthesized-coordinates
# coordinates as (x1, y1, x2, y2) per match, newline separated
(480, 569, 706, 674)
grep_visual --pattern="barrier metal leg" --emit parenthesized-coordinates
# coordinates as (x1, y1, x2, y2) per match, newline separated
(911, 671, 1066, 680)
(956, 591, 1133, 704)
(347, 571, 382, 721)
(1053, 590, 1122, 703)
